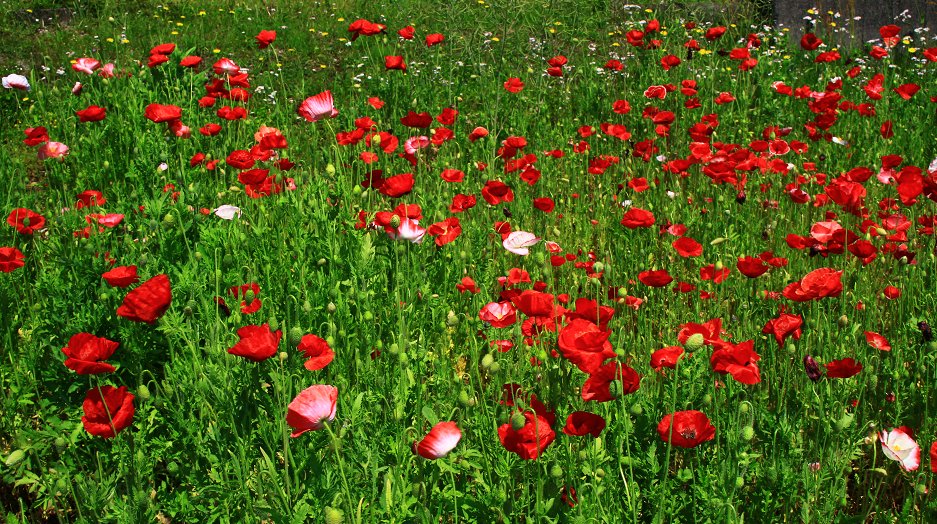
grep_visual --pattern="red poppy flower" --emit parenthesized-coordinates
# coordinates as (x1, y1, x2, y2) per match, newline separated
(425, 33, 445, 47)
(61, 333, 118, 374)
(651, 346, 685, 371)
(144, 103, 182, 123)
(399, 111, 432, 128)
(102, 265, 139, 288)
(479, 301, 516, 328)
(7, 208, 45, 235)
(22, 127, 49, 146)
(762, 312, 803, 348)
(782, 268, 843, 302)
(348, 19, 386, 40)
(298, 334, 335, 371)
(737, 256, 769, 278)
(287, 384, 338, 437)
(558, 319, 617, 374)
(563, 411, 606, 437)
(379, 173, 415, 198)
(456, 277, 480, 294)
(482, 180, 514, 205)
(230, 283, 262, 314)
(427, 217, 461, 246)
(865, 331, 891, 352)
(179, 55, 202, 68)
(449, 194, 477, 213)
(581, 361, 641, 402)
(503, 77, 524, 93)
(672, 237, 702, 257)
(76, 105, 106, 122)
(147, 54, 169, 68)
(657, 410, 715, 448)
(397, 26, 414, 40)
(414, 421, 461, 459)
(385, 55, 407, 70)
(638, 269, 673, 288)
(620, 207, 655, 228)
(930, 442, 937, 473)
(533, 197, 555, 213)
(498, 411, 555, 460)
(800, 33, 823, 50)
(883, 285, 901, 300)
(710, 340, 761, 385)
(228, 324, 281, 362)
(256, 29, 276, 48)
(704, 26, 726, 40)
(116, 274, 172, 324)
(825, 357, 862, 378)
(82, 385, 134, 438)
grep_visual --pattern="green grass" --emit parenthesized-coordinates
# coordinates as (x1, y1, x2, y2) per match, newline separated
(2, 1, 937, 522)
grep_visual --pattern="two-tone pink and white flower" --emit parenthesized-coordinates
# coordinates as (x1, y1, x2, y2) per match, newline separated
(298, 90, 338, 122)
(503, 230, 540, 255)
(880, 427, 920, 471)
(72, 58, 101, 75)
(2, 74, 29, 91)
(286, 385, 338, 437)
(414, 421, 462, 459)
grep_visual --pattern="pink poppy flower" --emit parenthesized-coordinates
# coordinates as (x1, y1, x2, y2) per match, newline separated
(414, 421, 462, 459)
(298, 91, 338, 122)
(881, 427, 920, 471)
(503, 231, 540, 255)
(286, 385, 338, 437)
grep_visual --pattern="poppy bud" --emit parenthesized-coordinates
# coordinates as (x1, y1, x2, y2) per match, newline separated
(834, 412, 854, 430)
(917, 321, 932, 342)
(54, 437, 67, 452)
(137, 385, 151, 400)
(327, 302, 337, 314)
(481, 353, 494, 369)
(714, 260, 724, 271)
(608, 380, 623, 399)
(803, 355, 823, 381)
(325, 163, 336, 176)
(735, 477, 745, 489)
(741, 426, 754, 441)
(510, 412, 526, 430)
(550, 463, 564, 478)
(324, 506, 344, 524)
(736, 191, 746, 204)
(288, 327, 303, 345)
(630, 403, 643, 415)
(837, 315, 849, 328)
(488, 361, 501, 374)
(4, 450, 26, 467)
(446, 310, 459, 327)
(268, 316, 279, 331)
(684, 333, 705, 350)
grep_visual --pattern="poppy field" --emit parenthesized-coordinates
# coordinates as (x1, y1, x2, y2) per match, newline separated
(2, 0, 937, 522)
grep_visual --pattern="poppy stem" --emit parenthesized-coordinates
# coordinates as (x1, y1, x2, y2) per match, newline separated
(324, 422, 356, 523)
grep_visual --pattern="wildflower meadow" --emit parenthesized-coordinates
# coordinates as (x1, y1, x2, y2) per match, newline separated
(1, 0, 937, 522)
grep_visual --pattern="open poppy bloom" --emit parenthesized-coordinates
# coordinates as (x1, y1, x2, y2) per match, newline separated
(117, 274, 172, 324)
(82, 385, 134, 438)
(298, 91, 338, 122)
(498, 411, 555, 460)
(414, 421, 462, 459)
(256, 29, 276, 48)
(880, 427, 920, 471)
(286, 384, 338, 437)
(297, 334, 335, 371)
(2, 74, 30, 90)
(0, 247, 25, 273)
(7, 208, 45, 235)
(658, 410, 715, 448)
(227, 324, 281, 362)
(61, 333, 119, 374)
(502, 231, 539, 256)
(562, 411, 606, 437)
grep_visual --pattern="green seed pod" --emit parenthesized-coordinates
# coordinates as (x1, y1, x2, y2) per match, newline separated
(714, 260, 724, 271)
(741, 426, 754, 441)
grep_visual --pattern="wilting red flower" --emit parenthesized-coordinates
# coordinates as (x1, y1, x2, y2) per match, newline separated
(286, 384, 338, 437)
(582, 361, 641, 402)
(144, 103, 181, 123)
(414, 421, 461, 459)
(865, 331, 891, 352)
(76, 105, 106, 122)
(82, 385, 134, 438)
(298, 90, 338, 122)
(620, 207, 655, 228)
(102, 265, 139, 288)
(7, 208, 45, 235)
(710, 340, 761, 385)
(503, 77, 524, 93)
(228, 324, 281, 362)
(498, 411, 555, 460)
(563, 411, 606, 437)
(558, 319, 617, 374)
(256, 29, 276, 48)
(385, 55, 407, 70)
(61, 333, 118, 374)
(0, 246, 25, 271)
(825, 358, 862, 378)
(298, 334, 335, 371)
(116, 274, 172, 324)
(762, 312, 803, 348)
(657, 410, 715, 448)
